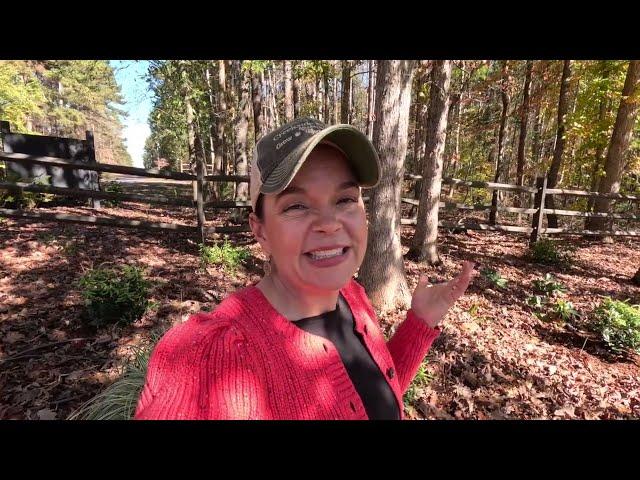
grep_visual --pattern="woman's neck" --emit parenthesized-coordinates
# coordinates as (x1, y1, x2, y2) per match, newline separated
(256, 273, 339, 321)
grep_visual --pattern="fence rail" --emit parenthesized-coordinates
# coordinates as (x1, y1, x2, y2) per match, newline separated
(2, 151, 639, 246)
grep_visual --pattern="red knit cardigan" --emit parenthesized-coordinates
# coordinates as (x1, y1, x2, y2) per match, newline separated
(134, 278, 440, 420)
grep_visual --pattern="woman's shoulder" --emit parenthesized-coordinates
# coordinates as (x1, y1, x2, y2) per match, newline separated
(150, 288, 258, 367)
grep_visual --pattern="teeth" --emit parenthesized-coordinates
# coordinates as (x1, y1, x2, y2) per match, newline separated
(309, 248, 344, 260)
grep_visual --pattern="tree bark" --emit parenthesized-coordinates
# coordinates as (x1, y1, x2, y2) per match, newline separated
(366, 60, 376, 139)
(358, 60, 415, 314)
(516, 60, 532, 194)
(341, 61, 352, 123)
(323, 63, 330, 123)
(545, 60, 572, 228)
(489, 61, 510, 225)
(284, 60, 294, 122)
(232, 60, 250, 203)
(251, 69, 264, 143)
(590, 60, 640, 238)
(407, 60, 452, 265)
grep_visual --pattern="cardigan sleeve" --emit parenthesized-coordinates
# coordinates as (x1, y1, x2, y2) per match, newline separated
(134, 313, 268, 420)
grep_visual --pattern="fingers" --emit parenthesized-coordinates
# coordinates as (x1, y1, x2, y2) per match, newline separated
(449, 261, 475, 297)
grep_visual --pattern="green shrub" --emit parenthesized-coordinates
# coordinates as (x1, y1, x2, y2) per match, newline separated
(0, 172, 54, 208)
(78, 265, 151, 327)
(199, 241, 250, 272)
(549, 298, 579, 322)
(593, 298, 640, 354)
(532, 273, 566, 297)
(103, 182, 124, 207)
(528, 238, 575, 266)
(526, 294, 547, 311)
(480, 268, 508, 289)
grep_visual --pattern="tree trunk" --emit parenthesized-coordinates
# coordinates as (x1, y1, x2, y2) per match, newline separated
(232, 60, 251, 203)
(251, 69, 264, 143)
(358, 60, 415, 314)
(323, 64, 330, 123)
(268, 66, 280, 128)
(204, 65, 217, 175)
(516, 60, 532, 196)
(284, 60, 294, 122)
(214, 60, 227, 197)
(341, 61, 352, 123)
(413, 67, 429, 174)
(262, 70, 273, 132)
(366, 60, 376, 139)
(333, 75, 339, 124)
(293, 63, 301, 119)
(407, 60, 452, 265)
(489, 61, 510, 225)
(590, 60, 640, 238)
(545, 60, 572, 229)
(586, 63, 612, 219)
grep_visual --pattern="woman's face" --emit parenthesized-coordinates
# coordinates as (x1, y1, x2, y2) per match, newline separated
(249, 145, 368, 294)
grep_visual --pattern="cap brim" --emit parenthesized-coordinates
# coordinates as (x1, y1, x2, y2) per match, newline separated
(259, 124, 381, 195)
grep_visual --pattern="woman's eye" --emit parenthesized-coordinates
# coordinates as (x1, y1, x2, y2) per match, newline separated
(284, 203, 307, 212)
(338, 197, 357, 205)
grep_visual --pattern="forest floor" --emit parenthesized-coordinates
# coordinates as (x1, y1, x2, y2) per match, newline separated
(1, 190, 639, 420)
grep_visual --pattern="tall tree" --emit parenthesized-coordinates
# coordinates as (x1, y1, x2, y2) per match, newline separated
(359, 60, 415, 313)
(341, 60, 352, 123)
(215, 60, 227, 179)
(283, 60, 294, 122)
(516, 61, 533, 197)
(232, 60, 250, 202)
(251, 67, 264, 143)
(589, 60, 640, 238)
(489, 61, 511, 225)
(366, 60, 376, 139)
(545, 60, 572, 228)
(408, 60, 452, 265)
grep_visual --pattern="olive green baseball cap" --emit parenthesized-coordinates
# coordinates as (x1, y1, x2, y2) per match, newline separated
(250, 117, 380, 211)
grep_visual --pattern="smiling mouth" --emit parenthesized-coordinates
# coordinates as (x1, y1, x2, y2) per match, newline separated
(304, 247, 349, 260)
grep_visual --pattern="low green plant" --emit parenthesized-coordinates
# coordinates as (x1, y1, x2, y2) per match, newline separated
(593, 298, 640, 354)
(404, 361, 435, 406)
(480, 268, 508, 289)
(549, 298, 579, 322)
(199, 241, 250, 272)
(526, 294, 547, 311)
(67, 332, 161, 420)
(528, 238, 575, 266)
(532, 273, 566, 297)
(78, 265, 151, 327)
(103, 182, 124, 207)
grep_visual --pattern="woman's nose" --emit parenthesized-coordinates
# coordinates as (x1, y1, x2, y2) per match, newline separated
(312, 208, 341, 233)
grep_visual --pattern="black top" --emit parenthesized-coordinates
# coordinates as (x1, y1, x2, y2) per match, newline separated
(293, 293, 400, 420)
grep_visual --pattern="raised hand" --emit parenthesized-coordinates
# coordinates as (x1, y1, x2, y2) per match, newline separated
(411, 261, 475, 329)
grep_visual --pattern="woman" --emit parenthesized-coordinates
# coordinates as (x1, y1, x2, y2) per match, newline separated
(134, 117, 474, 420)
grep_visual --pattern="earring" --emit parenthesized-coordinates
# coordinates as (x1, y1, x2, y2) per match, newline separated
(263, 255, 272, 276)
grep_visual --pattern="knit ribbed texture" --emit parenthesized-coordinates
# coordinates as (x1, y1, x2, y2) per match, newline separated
(134, 279, 440, 420)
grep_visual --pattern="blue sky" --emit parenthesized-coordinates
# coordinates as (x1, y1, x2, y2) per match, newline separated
(110, 60, 152, 168)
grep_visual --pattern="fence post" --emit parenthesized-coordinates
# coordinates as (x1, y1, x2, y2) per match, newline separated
(194, 156, 206, 244)
(85, 130, 100, 209)
(529, 175, 548, 246)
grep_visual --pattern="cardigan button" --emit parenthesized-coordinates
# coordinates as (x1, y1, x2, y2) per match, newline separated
(387, 367, 395, 379)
